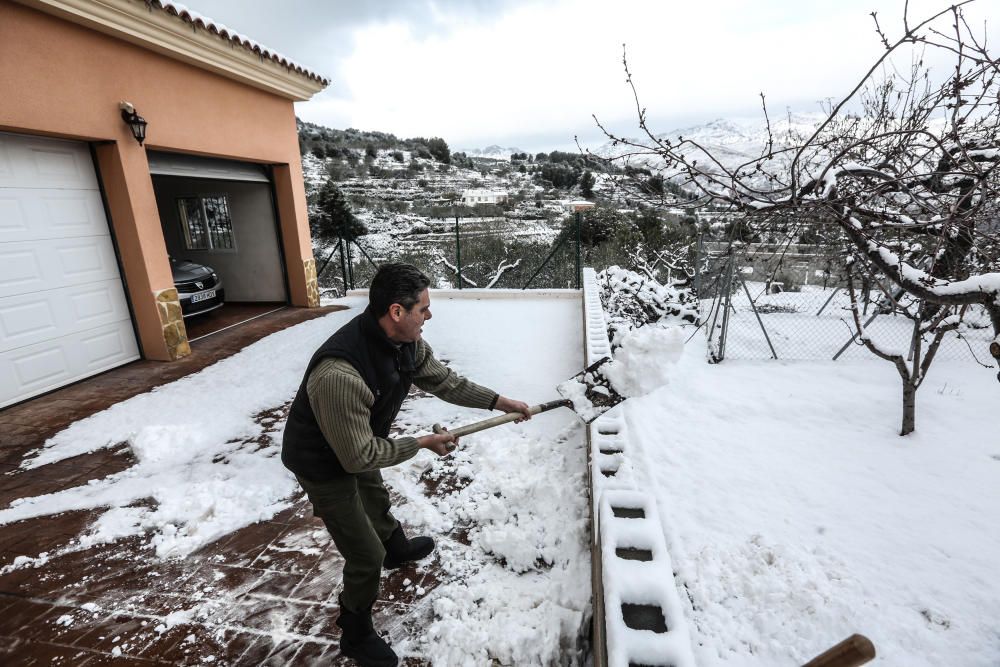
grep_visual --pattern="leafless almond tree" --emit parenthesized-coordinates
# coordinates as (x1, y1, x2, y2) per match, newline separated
(594, 2, 1000, 435)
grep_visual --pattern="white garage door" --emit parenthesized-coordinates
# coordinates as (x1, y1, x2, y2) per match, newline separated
(0, 132, 140, 408)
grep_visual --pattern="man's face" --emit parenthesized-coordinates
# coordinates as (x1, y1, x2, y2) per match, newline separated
(392, 288, 432, 343)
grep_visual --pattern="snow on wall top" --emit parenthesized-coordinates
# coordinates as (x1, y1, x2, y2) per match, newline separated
(583, 267, 697, 667)
(150, 1, 330, 85)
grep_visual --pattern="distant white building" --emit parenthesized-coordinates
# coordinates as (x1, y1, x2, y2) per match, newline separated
(564, 200, 596, 213)
(462, 189, 508, 206)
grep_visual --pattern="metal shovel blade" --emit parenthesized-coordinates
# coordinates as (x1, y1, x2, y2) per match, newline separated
(555, 356, 626, 423)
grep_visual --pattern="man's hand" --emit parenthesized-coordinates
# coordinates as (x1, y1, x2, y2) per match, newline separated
(495, 396, 532, 423)
(418, 431, 457, 456)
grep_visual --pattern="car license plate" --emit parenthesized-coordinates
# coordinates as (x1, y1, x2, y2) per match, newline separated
(191, 289, 216, 303)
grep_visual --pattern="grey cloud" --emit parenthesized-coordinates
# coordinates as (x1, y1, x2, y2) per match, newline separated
(185, 0, 556, 81)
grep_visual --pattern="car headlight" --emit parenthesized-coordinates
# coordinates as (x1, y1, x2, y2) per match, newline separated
(211, 273, 218, 281)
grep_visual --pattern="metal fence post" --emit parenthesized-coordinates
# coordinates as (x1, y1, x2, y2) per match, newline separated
(575, 210, 582, 289)
(718, 253, 736, 361)
(739, 272, 778, 359)
(346, 238, 354, 290)
(455, 214, 462, 290)
(338, 238, 348, 293)
(694, 232, 704, 301)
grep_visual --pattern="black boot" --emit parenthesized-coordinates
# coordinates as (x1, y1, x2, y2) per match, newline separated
(336, 600, 398, 667)
(382, 524, 434, 570)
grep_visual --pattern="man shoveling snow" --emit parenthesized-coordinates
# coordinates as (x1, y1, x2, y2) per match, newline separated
(280, 263, 531, 667)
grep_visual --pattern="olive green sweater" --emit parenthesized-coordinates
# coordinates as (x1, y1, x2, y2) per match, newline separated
(306, 339, 498, 473)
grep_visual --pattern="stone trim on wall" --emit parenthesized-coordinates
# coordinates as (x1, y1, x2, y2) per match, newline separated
(155, 287, 191, 360)
(303, 258, 319, 308)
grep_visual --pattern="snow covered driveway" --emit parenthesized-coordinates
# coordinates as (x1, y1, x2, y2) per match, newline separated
(0, 292, 592, 665)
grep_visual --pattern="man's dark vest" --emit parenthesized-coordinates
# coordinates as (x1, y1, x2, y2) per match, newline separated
(281, 308, 417, 481)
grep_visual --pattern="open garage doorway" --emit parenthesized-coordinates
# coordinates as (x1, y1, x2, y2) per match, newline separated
(150, 152, 289, 342)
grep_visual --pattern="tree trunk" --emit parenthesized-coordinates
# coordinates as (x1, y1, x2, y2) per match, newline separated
(901, 379, 917, 436)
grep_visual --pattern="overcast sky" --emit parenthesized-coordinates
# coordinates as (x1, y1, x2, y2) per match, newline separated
(187, 0, 995, 152)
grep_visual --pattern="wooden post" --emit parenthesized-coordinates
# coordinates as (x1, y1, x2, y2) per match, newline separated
(803, 634, 875, 667)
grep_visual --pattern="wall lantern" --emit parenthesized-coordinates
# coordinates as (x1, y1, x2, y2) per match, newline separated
(119, 101, 148, 146)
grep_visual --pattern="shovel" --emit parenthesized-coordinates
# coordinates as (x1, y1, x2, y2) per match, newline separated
(432, 357, 625, 443)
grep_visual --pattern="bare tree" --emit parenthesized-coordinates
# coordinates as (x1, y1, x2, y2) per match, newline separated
(430, 249, 522, 289)
(594, 2, 1000, 434)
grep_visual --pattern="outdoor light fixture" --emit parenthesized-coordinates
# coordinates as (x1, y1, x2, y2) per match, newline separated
(119, 101, 148, 146)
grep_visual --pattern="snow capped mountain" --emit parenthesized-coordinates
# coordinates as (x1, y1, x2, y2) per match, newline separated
(461, 144, 523, 159)
(593, 112, 827, 171)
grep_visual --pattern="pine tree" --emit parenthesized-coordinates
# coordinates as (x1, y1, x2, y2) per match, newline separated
(427, 137, 451, 164)
(580, 170, 596, 199)
(311, 180, 367, 277)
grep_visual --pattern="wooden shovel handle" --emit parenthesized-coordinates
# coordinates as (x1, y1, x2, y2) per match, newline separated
(432, 399, 571, 439)
(803, 634, 875, 667)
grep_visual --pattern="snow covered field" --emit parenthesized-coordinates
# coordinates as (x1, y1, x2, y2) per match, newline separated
(712, 284, 993, 362)
(612, 331, 1000, 665)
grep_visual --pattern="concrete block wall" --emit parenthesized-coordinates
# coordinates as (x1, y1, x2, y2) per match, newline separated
(582, 267, 696, 667)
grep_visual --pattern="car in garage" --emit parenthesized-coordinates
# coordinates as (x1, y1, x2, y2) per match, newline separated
(171, 257, 225, 317)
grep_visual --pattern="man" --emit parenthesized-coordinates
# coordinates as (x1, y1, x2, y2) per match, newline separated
(281, 263, 530, 667)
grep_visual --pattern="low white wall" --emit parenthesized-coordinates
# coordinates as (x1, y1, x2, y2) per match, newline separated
(582, 267, 697, 667)
(347, 288, 580, 300)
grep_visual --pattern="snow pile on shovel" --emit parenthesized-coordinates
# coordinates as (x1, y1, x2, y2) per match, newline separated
(591, 266, 697, 397)
(602, 325, 687, 397)
(598, 266, 698, 348)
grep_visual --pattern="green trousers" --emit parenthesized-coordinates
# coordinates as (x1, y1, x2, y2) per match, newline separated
(295, 470, 399, 613)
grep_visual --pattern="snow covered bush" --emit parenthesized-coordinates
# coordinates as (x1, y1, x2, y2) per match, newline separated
(597, 265, 699, 347)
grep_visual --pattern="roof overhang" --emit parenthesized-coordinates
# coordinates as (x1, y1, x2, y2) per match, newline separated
(14, 0, 330, 101)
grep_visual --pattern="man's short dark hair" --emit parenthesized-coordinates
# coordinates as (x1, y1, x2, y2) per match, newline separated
(369, 263, 431, 317)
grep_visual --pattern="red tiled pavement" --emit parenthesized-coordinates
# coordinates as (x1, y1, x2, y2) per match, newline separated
(0, 308, 488, 667)
(0, 303, 477, 665)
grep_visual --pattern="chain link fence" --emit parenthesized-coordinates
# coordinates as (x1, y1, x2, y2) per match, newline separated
(697, 240, 996, 365)
(315, 214, 583, 295)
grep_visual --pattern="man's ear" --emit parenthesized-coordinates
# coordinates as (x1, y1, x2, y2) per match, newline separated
(389, 304, 403, 321)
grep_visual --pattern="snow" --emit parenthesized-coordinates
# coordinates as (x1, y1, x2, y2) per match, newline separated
(854, 223, 1000, 299)
(584, 269, 697, 667)
(583, 267, 999, 665)
(713, 282, 995, 362)
(5, 262, 997, 664)
(1, 301, 364, 558)
(1, 291, 591, 663)
(621, 343, 1000, 666)
(602, 325, 685, 397)
(599, 489, 697, 667)
(556, 376, 600, 422)
(351, 292, 593, 662)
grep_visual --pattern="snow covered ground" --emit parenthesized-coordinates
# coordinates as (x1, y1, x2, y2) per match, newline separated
(607, 325, 1000, 665)
(710, 283, 993, 362)
(380, 291, 592, 662)
(0, 292, 592, 664)
(6, 269, 996, 665)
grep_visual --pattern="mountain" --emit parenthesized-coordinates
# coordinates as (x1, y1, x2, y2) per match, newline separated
(593, 112, 827, 172)
(460, 145, 523, 160)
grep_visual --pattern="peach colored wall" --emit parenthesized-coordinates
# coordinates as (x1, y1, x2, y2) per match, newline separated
(92, 142, 173, 360)
(0, 1, 317, 356)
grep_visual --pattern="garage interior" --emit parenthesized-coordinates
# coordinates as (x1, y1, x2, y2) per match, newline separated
(149, 151, 290, 342)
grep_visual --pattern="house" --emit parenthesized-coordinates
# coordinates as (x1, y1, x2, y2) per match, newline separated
(0, 0, 329, 408)
(564, 200, 596, 213)
(461, 189, 508, 206)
